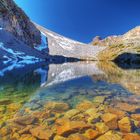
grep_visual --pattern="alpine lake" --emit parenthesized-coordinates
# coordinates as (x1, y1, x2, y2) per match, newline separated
(0, 61, 140, 140)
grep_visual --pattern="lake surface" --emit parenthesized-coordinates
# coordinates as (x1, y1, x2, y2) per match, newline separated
(0, 61, 140, 139)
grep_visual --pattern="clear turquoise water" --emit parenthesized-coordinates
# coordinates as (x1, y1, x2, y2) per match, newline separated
(1, 61, 140, 139)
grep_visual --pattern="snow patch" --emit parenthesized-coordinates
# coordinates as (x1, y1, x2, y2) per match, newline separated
(35, 32, 48, 51)
(34, 68, 48, 87)
(46, 68, 79, 86)
(0, 42, 43, 76)
(0, 42, 42, 62)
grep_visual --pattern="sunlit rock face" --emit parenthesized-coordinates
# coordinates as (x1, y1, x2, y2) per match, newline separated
(92, 26, 140, 61)
(35, 24, 106, 60)
(0, 0, 41, 47)
(123, 26, 140, 46)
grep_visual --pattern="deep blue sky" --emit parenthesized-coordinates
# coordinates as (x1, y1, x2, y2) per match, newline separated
(14, 0, 140, 43)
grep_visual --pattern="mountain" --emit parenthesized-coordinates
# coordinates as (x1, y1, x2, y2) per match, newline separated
(0, 0, 41, 47)
(0, 0, 49, 68)
(92, 26, 140, 61)
(0, 0, 106, 62)
(35, 23, 106, 60)
(1, 0, 140, 63)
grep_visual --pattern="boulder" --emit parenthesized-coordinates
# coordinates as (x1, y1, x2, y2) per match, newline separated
(131, 114, 140, 121)
(14, 115, 38, 125)
(87, 113, 101, 124)
(123, 133, 140, 140)
(85, 108, 98, 117)
(0, 99, 11, 105)
(93, 96, 106, 104)
(76, 100, 94, 111)
(116, 102, 138, 112)
(84, 129, 99, 139)
(30, 126, 54, 140)
(45, 102, 70, 112)
(54, 135, 67, 140)
(105, 107, 127, 119)
(64, 109, 80, 119)
(95, 122, 109, 134)
(7, 103, 21, 112)
(118, 117, 133, 133)
(0, 127, 11, 137)
(19, 134, 36, 140)
(55, 118, 91, 136)
(96, 130, 122, 140)
(11, 132, 20, 140)
(68, 133, 89, 140)
(101, 113, 118, 129)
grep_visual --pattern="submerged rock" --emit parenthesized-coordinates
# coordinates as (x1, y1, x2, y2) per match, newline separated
(45, 102, 70, 112)
(85, 108, 98, 117)
(87, 113, 101, 124)
(76, 100, 95, 111)
(54, 135, 67, 140)
(30, 126, 54, 140)
(96, 130, 122, 140)
(19, 134, 36, 140)
(105, 107, 127, 119)
(55, 118, 91, 136)
(7, 103, 21, 112)
(116, 102, 138, 112)
(131, 114, 140, 121)
(11, 132, 20, 140)
(68, 133, 89, 140)
(123, 133, 140, 140)
(0, 99, 11, 105)
(93, 96, 106, 104)
(84, 129, 99, 139)
(14, 115, 38, 125)
(64, 109, 80, 119)
(101, 113, 118, 129)
(95, 122, 109, 134)
(0, 126, 11, 137)
(118, 117, 133, 133)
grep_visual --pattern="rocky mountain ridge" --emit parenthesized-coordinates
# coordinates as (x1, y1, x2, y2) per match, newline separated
(92, 26, 140, 61)
(35, 23, 106, 60)
(0, 0, 41, 47)
(92, 26, 140, 47)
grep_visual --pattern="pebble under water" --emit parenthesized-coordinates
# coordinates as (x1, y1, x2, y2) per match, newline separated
(0, 61, 140, 140)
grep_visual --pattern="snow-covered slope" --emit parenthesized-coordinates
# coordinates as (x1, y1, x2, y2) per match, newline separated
(0, 29, 47, 75)
(34, 32, 48, 54)
(35, 23, 106, 60)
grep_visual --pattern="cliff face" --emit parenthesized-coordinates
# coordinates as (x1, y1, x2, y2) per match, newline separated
(92, 26, 140, 61)
(0, 0, 41, 47)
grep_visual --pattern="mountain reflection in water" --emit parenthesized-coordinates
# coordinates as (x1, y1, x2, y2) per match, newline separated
(0, 61, 140, 139)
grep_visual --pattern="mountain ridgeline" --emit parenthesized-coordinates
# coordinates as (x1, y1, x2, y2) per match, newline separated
(0, 0, 140, 63)
(0, 0, 41, 47)
(92, 26, 140, 62)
